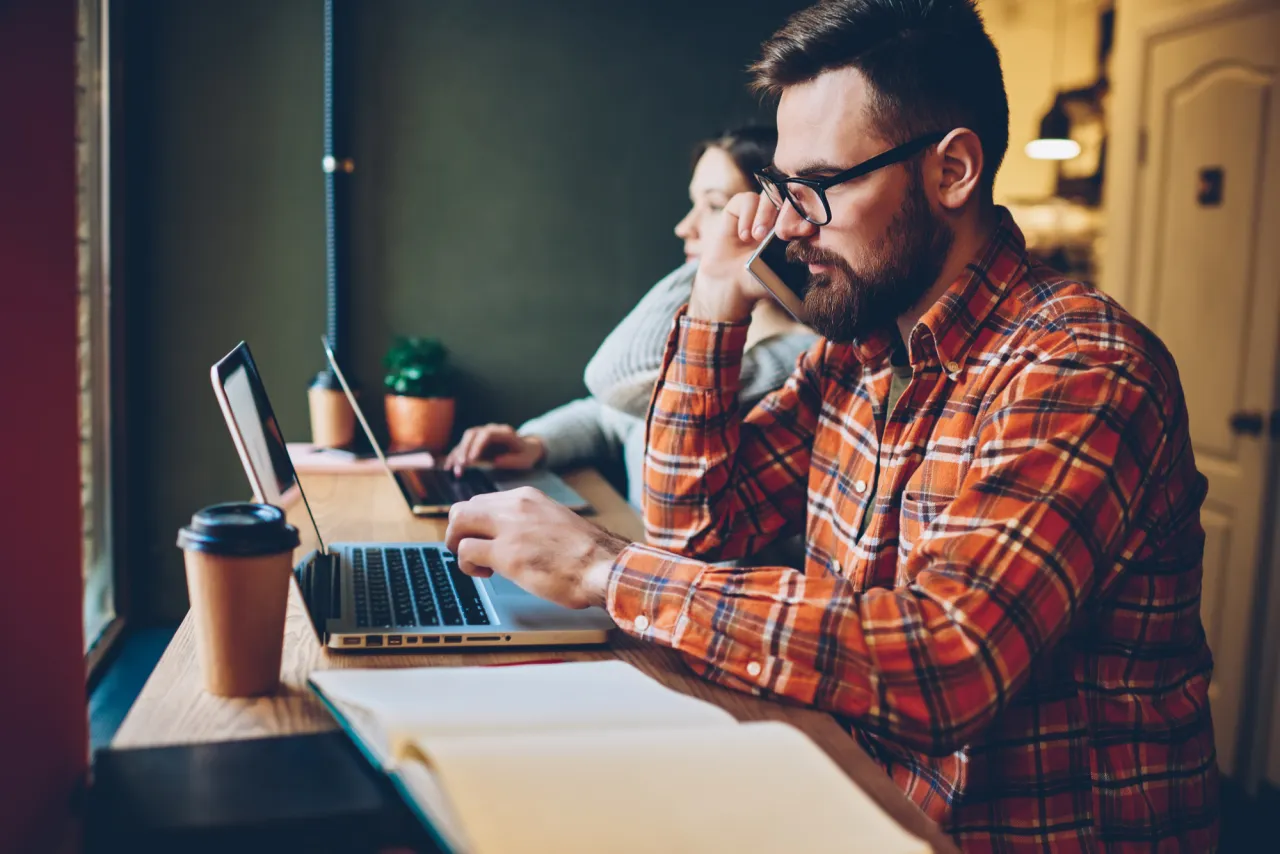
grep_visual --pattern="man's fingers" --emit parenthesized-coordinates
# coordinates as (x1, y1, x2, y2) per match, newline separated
(455, 537, 495, 578)
(444, 498, 501, 552)
(750, 192, 779, 240)
(726, 192, 761, 243)
(721, 193, 747, 243)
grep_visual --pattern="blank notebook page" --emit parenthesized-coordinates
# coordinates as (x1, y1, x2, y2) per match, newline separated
(407, 721, 929, 854)
(310, 660, 737, 756)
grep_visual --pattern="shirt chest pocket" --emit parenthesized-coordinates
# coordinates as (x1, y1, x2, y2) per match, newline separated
(898, 491, 953, 559)
(896, 460, 964, 564)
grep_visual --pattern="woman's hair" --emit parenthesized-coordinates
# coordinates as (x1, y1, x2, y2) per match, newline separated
(692, 125, 778, 186)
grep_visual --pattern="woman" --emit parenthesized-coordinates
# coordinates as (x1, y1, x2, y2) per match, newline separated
(444, 127, 816, 509)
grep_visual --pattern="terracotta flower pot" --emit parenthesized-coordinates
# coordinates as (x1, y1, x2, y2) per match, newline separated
(385, 395, 455, 453)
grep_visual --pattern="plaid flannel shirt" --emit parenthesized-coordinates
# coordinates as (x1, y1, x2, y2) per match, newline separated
(604, 211, 1219, 850)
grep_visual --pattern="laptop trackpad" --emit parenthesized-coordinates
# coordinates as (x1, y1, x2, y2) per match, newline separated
(482, 575, 613, 632)
(485, 575, 530, 600)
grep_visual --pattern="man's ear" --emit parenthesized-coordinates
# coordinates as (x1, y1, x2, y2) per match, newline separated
(932, 127, 985, 211)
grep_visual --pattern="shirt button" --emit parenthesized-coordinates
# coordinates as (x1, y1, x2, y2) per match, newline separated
(854, 479, 868, 494)
(633, 615, 650, 632)
(945, 360, 961, 374)
(746, 661, 762, 678)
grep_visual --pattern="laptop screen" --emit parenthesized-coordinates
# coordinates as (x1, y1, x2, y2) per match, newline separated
(222, 363, 297, 503)
(212, 342, 324, 550)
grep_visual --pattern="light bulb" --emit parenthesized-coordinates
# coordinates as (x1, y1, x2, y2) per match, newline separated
(1025, 138, 1081, 161)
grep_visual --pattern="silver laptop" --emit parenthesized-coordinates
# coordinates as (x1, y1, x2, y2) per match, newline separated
(211, 341, 614, 651)
(321, 337, 589, 516)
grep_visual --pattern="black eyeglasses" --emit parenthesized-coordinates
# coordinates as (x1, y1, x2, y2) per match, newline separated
(755, 131, 948, 226)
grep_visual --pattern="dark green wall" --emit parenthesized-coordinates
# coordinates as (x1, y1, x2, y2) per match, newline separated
(121, 0, 810, 622)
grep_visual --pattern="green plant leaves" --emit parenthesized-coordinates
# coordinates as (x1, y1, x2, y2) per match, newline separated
(383, 335, 451, 398)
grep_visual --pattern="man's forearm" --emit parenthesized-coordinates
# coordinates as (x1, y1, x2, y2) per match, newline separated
(642, 308, 814, 561)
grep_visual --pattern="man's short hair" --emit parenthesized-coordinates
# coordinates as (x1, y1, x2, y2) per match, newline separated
(751, 0, 1009, 195)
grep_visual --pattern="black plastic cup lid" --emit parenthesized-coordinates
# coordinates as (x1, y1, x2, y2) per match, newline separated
(176, 502, 300, 557)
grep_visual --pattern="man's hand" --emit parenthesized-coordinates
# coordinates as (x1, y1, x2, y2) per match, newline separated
(443, 424, 545, 475)
(445, 487, 630, 610)
(688, 191, 780, 323)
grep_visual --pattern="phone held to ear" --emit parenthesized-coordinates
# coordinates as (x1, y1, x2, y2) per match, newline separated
(745, 228, 812, 323)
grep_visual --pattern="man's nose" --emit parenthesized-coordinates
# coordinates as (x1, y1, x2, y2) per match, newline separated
(775, 200, 817, 242)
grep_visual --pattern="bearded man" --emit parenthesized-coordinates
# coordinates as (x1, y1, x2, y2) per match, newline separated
(445, 1, 1219, 849)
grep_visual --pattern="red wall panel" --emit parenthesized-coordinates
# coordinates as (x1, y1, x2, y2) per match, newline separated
(0, 0, 89, 850)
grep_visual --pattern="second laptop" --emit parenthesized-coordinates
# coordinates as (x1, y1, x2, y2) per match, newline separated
(321, 337, 591, 516)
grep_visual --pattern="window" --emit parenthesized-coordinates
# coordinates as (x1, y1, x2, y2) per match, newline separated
(77, 0, 116, 653)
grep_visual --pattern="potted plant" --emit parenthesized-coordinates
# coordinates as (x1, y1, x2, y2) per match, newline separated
(383, 335, 456, 452)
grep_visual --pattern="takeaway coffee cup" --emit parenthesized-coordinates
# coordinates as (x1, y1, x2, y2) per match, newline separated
(177, 502, 300, 697)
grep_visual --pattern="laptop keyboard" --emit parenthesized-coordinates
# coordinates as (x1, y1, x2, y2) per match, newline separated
(417, 468, 499, 505)
(350, 546, 491, 629)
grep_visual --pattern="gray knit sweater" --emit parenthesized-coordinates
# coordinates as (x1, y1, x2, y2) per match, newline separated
(519, 261, 817, 508)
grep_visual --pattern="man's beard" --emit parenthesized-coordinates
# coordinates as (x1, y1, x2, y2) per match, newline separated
(786, 169, 954, 344)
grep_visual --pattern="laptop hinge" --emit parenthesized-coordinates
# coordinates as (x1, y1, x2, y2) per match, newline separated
(294, 549, 339, 645)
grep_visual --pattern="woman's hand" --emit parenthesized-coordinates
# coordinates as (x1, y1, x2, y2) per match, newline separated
(442, 424, 545, 475)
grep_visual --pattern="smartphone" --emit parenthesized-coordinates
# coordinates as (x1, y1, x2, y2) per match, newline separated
(745, 227, 813, 323)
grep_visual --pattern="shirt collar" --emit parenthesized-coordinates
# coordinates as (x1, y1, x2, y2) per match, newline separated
(850, 207, 1030, 370)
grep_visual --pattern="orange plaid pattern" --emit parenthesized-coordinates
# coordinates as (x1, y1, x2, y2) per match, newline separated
(605, 212, 1218, 850)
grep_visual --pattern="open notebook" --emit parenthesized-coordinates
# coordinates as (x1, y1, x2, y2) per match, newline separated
(309, 660, 929, 854)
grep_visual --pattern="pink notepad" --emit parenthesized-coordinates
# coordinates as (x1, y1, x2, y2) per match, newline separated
(287, 442, 436, 474)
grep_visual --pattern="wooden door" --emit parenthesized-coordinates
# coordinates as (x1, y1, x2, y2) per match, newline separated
(1127, 0, 1280, 778)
